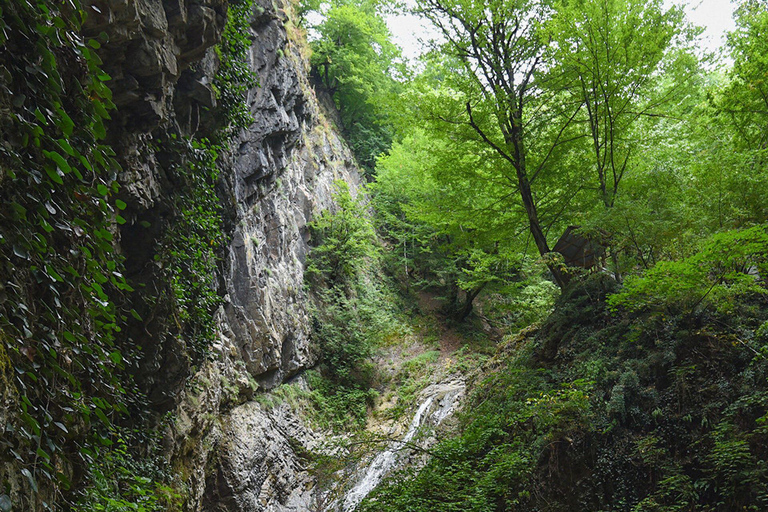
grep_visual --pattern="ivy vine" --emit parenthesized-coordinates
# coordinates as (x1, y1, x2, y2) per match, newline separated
(0, 0, 134, 506)
(0, 0, 257, 508)
(156, 0, 256, 364)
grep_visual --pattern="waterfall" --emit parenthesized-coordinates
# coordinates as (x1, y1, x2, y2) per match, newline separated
(336, 380, 465, 512)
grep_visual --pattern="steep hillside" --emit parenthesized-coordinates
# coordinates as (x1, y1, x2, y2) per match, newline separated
(362, 274, 768, 511)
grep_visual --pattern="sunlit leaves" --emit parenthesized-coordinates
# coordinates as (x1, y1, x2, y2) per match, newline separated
(608, 225, 768, 313)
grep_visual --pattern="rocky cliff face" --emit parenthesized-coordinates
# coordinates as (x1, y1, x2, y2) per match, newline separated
(1, 0, 361, 507)
(200, 384, 324, 511)
(168, 0, 362, 500)
(218, 1, 360, 391)
(80, 0, 232, 411)
(92, 0, 360, 509)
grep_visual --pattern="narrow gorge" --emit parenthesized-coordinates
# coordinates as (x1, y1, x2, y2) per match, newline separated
(3, 0, 768, 510)
(1, 0, 422, 509)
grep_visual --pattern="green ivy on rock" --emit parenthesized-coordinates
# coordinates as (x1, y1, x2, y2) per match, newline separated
(155, 136, 225, 365)
(212, 0, 258, 142)
(0, 0, 136, 506)
(154, 0, 256, 365)
(0, 0, 257, 509)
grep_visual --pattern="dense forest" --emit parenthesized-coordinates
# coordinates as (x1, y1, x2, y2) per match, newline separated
(306, 0, 768, 509)
(1, 0, 767, 509)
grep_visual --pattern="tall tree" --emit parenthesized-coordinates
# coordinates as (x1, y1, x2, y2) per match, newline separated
(547, 0, 686, 210)
(721, 0, 768, 154)
(416, 0, 583, 288)
(310, 0, 402, 172)
(374, 128, 527, 320)
(545, 0, 689, 277)
(713, 0, 768, 225)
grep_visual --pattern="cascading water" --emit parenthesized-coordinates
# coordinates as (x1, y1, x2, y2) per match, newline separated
(336, 380, 465, 512)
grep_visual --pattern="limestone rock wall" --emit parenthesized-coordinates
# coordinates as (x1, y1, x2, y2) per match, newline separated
(1, 0, 358, 507)
(145, 1, 359, 509)
(201, 385, 323, 512)
(217, 0, 359, 390)
(85, 0, 359, 509)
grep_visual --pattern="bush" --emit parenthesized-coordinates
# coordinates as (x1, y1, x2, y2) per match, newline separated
(608, 226, 768, 314)
(361, 271, 768, 511)
(305, 182, 404, 430)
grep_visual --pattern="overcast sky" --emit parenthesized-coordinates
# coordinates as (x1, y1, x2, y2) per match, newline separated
(386, 0, 739, 61)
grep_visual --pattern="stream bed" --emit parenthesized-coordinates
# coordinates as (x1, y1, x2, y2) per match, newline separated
(332, 379, 466, 512)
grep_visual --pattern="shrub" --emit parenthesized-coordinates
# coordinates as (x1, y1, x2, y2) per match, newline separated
(608, 226, 768, 314)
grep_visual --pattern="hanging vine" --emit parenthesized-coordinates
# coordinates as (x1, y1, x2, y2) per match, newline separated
(0, 0, 256, 508)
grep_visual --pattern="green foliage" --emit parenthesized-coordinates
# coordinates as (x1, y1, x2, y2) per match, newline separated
(362, 278, 768, 511)
(212, 0, 258, 140)
(306, 181, 378, 286)
(361, 357, 594, 511)
(546, 0, 689, 210)
(312, 288, 378, 389)
(608, 226, 768, 314)
(355, 0, 768, 508)
(75, 430, 181, 512)
(306, 370, 379, 429)
(153, 0, 256, 366)
(0, 0, 251, 507)
(306, 182, 404, 429)
(0, 0, 138, 504)
(156, 137, 225, 363)
(154, 0, 257, 365)
(721, 0, 768, 154)
(309, 0, 402, 172)
(374, 128, 557, 321)
(482, 266, 560, 331)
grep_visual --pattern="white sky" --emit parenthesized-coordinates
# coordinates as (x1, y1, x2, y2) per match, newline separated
(386, 0, 738, 62)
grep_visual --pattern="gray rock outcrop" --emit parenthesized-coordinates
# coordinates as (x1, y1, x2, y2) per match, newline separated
(85, 0, 361, 509)
(202, 395, 321, 511)
(0, 0, 362, 507)
(153, 0, 361, 509)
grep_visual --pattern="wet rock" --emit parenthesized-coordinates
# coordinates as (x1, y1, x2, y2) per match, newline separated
(333, 380, 466, 512)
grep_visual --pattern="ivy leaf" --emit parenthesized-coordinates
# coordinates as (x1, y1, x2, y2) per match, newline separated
(10, 202, 27, 219)
(93, 100, 110, 120)
(43, 150, 71, 174)
(45, 265, 64, 282)
(109, 351, 122, 365)
(44, 165, 63, 185)
(33, 107, 47, 125)
(36, 447, 50, 461)
(56, 138, 75, 156)
(13, 245, 29, 260)
(92, 118, 106, 139)
(93, 408, 110, 427)
(55, 108, 74, 137)
(21, 468, 38, 492)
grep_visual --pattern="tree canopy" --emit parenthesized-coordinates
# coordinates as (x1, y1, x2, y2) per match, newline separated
(309, 0, 403, 173)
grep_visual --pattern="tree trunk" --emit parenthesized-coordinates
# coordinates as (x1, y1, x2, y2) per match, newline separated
(516, 167, 570, 289)
(454, 282, 487, 322)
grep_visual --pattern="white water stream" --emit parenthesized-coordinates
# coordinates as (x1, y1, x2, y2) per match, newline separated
(337, 380, 465, 512)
